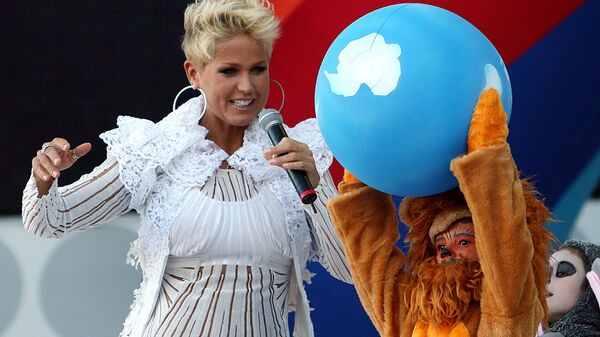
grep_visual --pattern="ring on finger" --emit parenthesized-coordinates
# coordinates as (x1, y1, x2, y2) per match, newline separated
(70, 149, 80, 160)
(40, 143, 56, 154)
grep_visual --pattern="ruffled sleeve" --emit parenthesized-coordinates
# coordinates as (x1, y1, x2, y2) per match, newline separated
(99, 97, 207, 210)
(100, 116, 167, 211)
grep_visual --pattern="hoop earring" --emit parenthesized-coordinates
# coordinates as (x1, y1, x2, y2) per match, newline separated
(172, 85, 208, 119)
(270, 79, 285, 112)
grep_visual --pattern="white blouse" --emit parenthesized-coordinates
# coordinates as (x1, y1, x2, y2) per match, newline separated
(168, 169, 292, 260)
(142, 169, 295, 337)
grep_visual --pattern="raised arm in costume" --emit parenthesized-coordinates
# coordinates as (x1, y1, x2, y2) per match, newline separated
(328, 88, 553, 337)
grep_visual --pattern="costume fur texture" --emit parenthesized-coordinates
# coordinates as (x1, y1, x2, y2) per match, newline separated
(328, 89, 554, 337)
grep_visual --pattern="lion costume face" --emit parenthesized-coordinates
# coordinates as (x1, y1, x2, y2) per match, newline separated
(398, 181, 554, 326)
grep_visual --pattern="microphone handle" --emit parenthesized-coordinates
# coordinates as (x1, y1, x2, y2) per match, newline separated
(266, 124, 317, 204)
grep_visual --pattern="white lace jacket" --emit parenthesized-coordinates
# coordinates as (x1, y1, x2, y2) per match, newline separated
(22, 97, 352, 337)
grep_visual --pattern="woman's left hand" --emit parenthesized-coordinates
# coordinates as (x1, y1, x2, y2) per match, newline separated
(264, 137, 320, 188)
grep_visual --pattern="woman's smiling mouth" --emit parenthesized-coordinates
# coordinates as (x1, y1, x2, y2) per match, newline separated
(231, 99, 254, 108)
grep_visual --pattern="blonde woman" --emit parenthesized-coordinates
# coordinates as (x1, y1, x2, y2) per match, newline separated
(22, 1, 351, 336)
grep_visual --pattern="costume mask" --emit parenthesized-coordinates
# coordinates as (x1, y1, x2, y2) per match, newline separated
(547, 249, 587, 323)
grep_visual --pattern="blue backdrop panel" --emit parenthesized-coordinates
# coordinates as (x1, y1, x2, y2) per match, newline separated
(507, 0, 600, 241)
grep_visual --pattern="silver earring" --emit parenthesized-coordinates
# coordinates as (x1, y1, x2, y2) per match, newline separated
(269, 79, 285, 112)
(172, 85, 207, 119)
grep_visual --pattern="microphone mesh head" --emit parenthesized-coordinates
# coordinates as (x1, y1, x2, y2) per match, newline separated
(258, 109, 283, 131)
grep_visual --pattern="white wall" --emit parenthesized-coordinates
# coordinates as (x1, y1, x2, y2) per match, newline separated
(0, 214, 141, 337)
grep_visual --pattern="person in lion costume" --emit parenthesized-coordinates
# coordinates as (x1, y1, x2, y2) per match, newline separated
(327, 88, 555, 337)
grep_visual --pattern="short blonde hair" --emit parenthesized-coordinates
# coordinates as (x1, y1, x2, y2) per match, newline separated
(182, 0, 280, 68)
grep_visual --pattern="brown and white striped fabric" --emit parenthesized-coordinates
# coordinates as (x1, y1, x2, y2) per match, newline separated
(144, 258, 292, 337)
(22, 157, 131, 238)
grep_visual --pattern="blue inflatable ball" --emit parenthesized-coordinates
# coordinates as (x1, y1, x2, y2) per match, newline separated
(315, 4, 512, 196)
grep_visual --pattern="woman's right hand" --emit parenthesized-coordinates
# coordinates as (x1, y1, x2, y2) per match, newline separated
(32, 138, 92, 191)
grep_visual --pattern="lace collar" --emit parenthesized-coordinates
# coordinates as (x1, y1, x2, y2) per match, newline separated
(164, 97, 295, 189)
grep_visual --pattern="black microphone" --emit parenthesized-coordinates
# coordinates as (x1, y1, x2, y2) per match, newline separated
(258, 109, 317, 205)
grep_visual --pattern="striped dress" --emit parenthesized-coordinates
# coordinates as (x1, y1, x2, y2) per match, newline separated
(22, 157, 350, 337)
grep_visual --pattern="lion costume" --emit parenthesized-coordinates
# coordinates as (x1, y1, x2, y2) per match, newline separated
(327, 89, 554, 337)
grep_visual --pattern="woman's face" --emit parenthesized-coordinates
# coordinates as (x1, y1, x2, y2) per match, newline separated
(547, 249, 587, 323)
(186, 34, 269, 127)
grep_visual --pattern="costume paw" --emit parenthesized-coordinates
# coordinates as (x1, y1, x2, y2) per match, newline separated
(343, 169, 362, 184)
(467, 88, 509, 153)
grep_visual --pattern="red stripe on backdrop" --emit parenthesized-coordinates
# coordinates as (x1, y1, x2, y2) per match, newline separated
(271, 0, 303, 21)
(268, 0, 585, 184)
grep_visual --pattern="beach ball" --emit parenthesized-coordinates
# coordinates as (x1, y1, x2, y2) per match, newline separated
(315, 3, 512, 196)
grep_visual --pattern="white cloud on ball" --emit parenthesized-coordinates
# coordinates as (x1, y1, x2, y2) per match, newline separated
(325, 33, 401, 97)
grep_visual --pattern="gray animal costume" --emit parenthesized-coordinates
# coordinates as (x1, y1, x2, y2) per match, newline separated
(543, 240, 600, 337)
